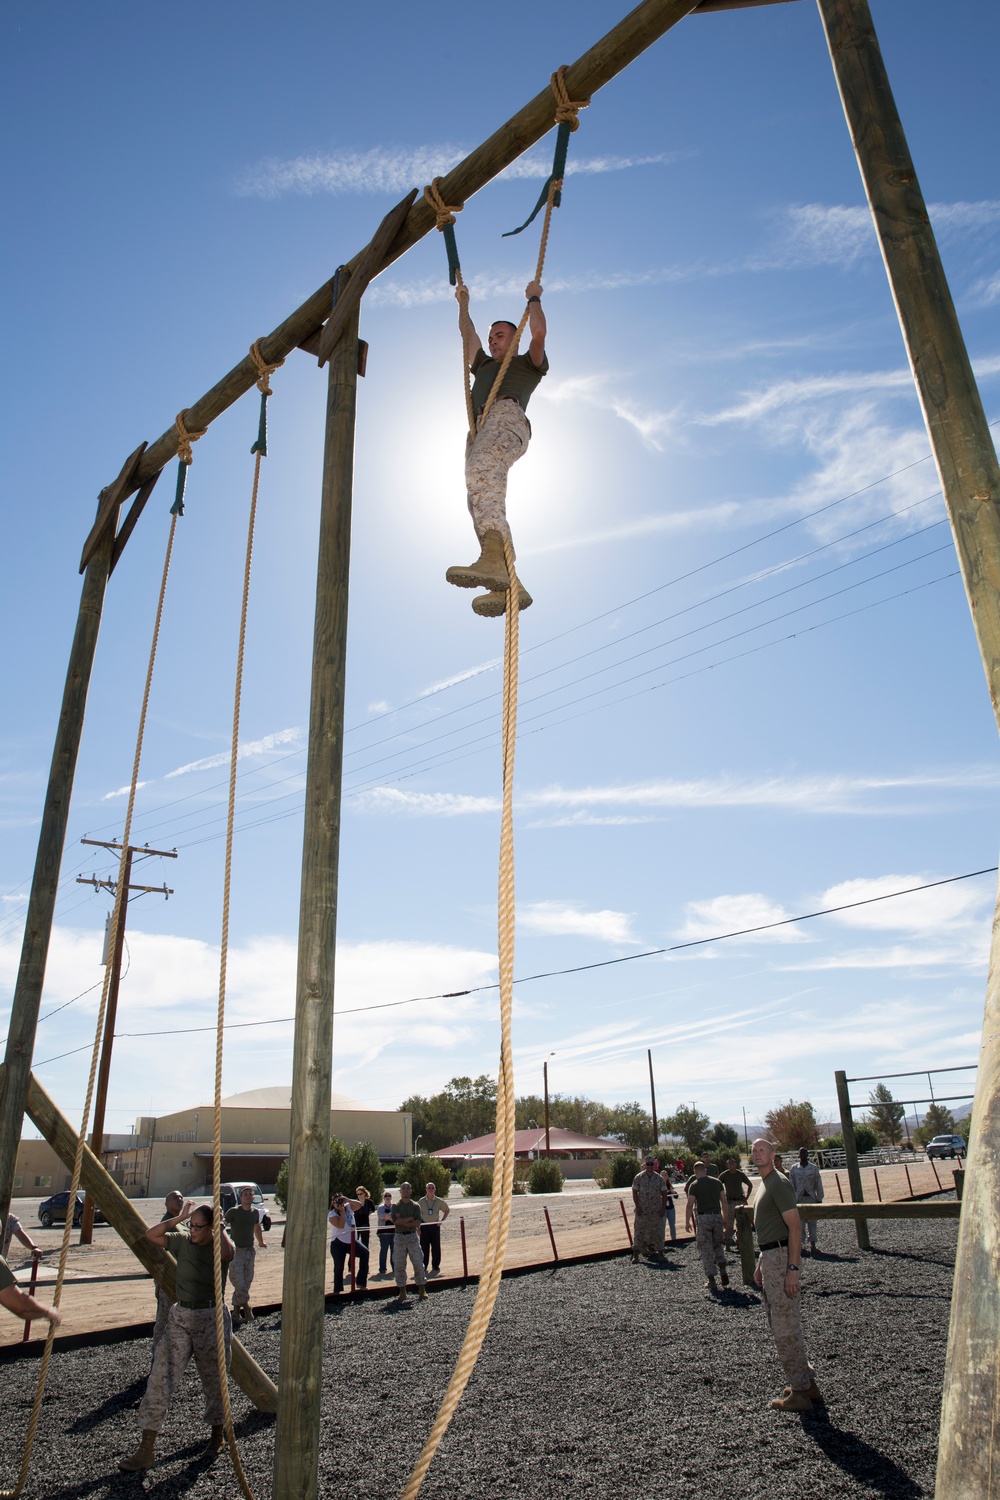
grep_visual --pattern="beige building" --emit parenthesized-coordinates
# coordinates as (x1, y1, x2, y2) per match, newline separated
(119, 1085, 411, 1197)
(12, 1138, 71, 1195)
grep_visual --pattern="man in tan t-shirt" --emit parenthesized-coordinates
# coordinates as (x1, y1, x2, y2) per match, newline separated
(445, 280, 548, 617)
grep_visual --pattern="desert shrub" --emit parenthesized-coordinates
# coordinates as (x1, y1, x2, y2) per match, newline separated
(396, 1154, 451, 1197)
(605, 1152, 641, 1189)
(463, 1165, 494, 1196)
(528, 1158, 564, 1193)
(852, 1123, 879, 1155)
(381, 1163, 400, 1186)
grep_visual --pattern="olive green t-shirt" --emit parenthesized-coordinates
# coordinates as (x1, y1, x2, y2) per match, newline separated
(719, 1168, 752, 1203)
(0, 1253, 14, 1294)
(225, 1206, 260, 1250)
(687, 1176, 725, 1215)
(470, 348, 549, 420)
(166, 1230, 224, 1304)
(752, 1169, 798, 1244)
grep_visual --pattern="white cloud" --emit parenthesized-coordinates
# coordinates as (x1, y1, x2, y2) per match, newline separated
(519, 901, 636, 944)
(164, 726, 303, 780)
(101, 780, 150, 801)
(356, 787, 500, 817)
(766, 199, 1000, 271)
(235, 144, 674, 199)
(535, 372, 679, 450)
(819, 873, 992, 934)
(417, 658, 501, 698)
(676, 893, 806, 944)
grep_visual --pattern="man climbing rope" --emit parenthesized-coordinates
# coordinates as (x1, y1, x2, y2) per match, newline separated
(445, 279, 548, 617)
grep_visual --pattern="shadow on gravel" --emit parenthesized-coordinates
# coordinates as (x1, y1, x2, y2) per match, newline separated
(68, 1378, 147, 1433)
(867, 1248, 956, 1269)
(717, 1289, 760, 1309)
(803, 1410, 922, 1497)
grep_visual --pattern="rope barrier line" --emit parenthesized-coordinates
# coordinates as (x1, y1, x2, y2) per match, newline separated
(399, 537, 521, 1500)
(210, 343, 279, 1500)
(1, 512, 180, 1500)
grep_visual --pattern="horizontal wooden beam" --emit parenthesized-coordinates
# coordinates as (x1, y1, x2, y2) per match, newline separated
(19, 1069, 278, 1413)
(694, 0, 799, 10)
(96, 0, 707, 526)
(804, 1201, 960, 1220)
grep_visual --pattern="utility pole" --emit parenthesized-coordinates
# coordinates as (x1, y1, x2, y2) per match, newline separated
(543, 1055, 554, 1159)
(742, 1107, 749, 1157)
(647, 1049, 658, 1157)
(75, 837, 176, 1243)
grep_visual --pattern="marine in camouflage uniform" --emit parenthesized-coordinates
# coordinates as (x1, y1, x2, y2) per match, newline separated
(751, 1138, 820, 1413)
(685, 1164, 730, 1287)
(631, 1158, 667, 1261)
(152, 1190, 184, 1356)
(225, 1187, 265, 1320)
(120, 1203, 235, 1472)
(445, 280, 548, 617)
(788, 1148, 824, 1253)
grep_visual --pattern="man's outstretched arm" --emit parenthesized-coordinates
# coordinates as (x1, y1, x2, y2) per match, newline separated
(456, 286, 482, 368)
(525, 280, 546, 368)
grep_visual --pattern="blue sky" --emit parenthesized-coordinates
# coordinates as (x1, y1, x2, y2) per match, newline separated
(3, 1, 999, 1140)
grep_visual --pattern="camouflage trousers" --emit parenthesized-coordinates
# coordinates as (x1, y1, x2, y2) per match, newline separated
(229, 1246, 256, 1310)
(138, 1303, 233, 1431)
(759, 1247, 814, 1391)
(696, 1213, 727, 1277)
(632, 1210, 664, 1257)
(465, 400, 530, 544)
(152, 1286, 173, 1354)
(392, 1231, 426, 1288)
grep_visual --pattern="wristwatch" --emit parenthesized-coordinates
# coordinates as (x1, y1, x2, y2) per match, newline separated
(786, 1263, 799, 1271)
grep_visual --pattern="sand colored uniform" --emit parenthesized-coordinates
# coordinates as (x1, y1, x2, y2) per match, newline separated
(753, 1171, 815, 1393)
(788, 1161, 824, 1249)
(631, 1171, 666, 1259)
(138, 1232, 231, 1433)
(390, 1200, 426, 1290)
(465, 350, 548, 543)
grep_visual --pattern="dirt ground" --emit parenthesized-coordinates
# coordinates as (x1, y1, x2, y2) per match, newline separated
(1, 1160, 951, 1346)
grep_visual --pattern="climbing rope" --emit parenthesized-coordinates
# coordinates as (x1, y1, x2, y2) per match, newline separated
(210, 340, 282, 1500)
(424, 180, 476, 436)
(1, 502, 181, 1498)
(399, 535, 520, 1500)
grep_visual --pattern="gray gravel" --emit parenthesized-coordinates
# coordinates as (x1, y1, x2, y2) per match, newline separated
(0, 1216, 955, 1498)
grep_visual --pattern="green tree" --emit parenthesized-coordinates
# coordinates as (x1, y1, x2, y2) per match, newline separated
(274, 1138, 384, 1210)
(400, 1075, 498, 1152)
(867, 1083, 905, 1145)
(396, 1153, 451, 1197)
(515, 1092, 612, 1137)
(708, 1121, 739, 1150)
(763, 1100, 820, 1150)
(605, 1101, 654, 1149)
(914, 1103, 957, 1149)
(661, 1105, 711, 1152)
(852, 1122, 879, 1155)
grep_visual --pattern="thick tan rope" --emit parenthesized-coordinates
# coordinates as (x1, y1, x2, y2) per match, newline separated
(399, 536, 521, 1500)
(248, 339, 284, 395)
(424, 180, 477, 437)
(1, 513, 180, 1499)
(478, 177, 559, 431)
(210, 379, 271, 1500)
(175, 409, 207, 465)
(550, 64, 590, 129)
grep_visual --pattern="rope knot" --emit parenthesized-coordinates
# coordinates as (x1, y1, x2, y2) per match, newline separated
(550, 65, 589, 130)
(174, 409, 207, 466)
(424, 178, 464, 230)
(249, 338, 285, 396)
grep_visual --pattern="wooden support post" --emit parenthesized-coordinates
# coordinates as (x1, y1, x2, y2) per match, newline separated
(735, 1206, 756, 1286)
(953, 1166, 965, 1203)
(0, 444, 144, 1233)
(620, 1198, 633, 1246)
(271, 274, 359, 1500)
(835, 1172, 844, 1202)
(834, 1070, 869, 1249)
(873, 1167, 882, 1203)
(904, 1164, 914, 1198)
(460, 1217, 469, 1280)
(17, 1070, 277, 1411)
(818, 18, 1000, 1483)
(930, 1159, 942, 1191)
(543, 1207, 559, 1264)
(647, 1048, 659, 1156)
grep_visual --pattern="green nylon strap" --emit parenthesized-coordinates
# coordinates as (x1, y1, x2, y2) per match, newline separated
(442, 222, 461, 287)
(250, 389, 269, 456)
(170, 459, 189, 516)
(502, 120, 571, 238)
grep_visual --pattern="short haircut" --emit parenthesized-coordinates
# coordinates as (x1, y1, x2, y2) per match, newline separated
(191, 1204, 213, 1226)
(490, 320, 517, 333)
(694, 1160, 708, 1171)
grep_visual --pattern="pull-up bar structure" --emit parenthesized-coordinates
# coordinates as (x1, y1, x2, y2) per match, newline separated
(2, 1, 999, 1497)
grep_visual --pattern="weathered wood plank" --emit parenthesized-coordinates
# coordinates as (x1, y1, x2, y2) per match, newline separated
(271, 282, 360, 1500)
(316, 190, 416, 367)
(20, 1070, 278, 1414)
(110, 469, 162, 574)
(78, 442, 146, 573)
(803, 1202, 960, 1220)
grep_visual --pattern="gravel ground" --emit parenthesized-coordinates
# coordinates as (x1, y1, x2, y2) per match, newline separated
(0, 1216, 955, 1498)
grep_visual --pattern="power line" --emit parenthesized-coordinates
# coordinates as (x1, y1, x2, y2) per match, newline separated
(88, 864, 995, 1040)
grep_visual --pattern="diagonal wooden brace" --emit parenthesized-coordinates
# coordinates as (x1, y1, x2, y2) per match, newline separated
(20, 1070, 278, 1413)
(78, 442, 147, 575)
(315, 189, 417, 367)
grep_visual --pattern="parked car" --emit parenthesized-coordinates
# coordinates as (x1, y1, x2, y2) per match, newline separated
(219, 1181, 272, 1231)
(926, 1134, 966, 1159)
(37, 1191, 106, 1228)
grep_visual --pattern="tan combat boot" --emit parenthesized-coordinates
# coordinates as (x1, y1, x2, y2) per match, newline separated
(417, 1285, 428, 1300)
(770, 1389, 813, 1413)
(704, 1275, 718, 1291)
(784, 1380, 823, 1402)
(471, 583, 533, 617)
(446, 531, 509, 591)
(201, 1426, 226, 1460)
(119, 1430, 157, 1472)
(719, 1266, 730, 1286)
